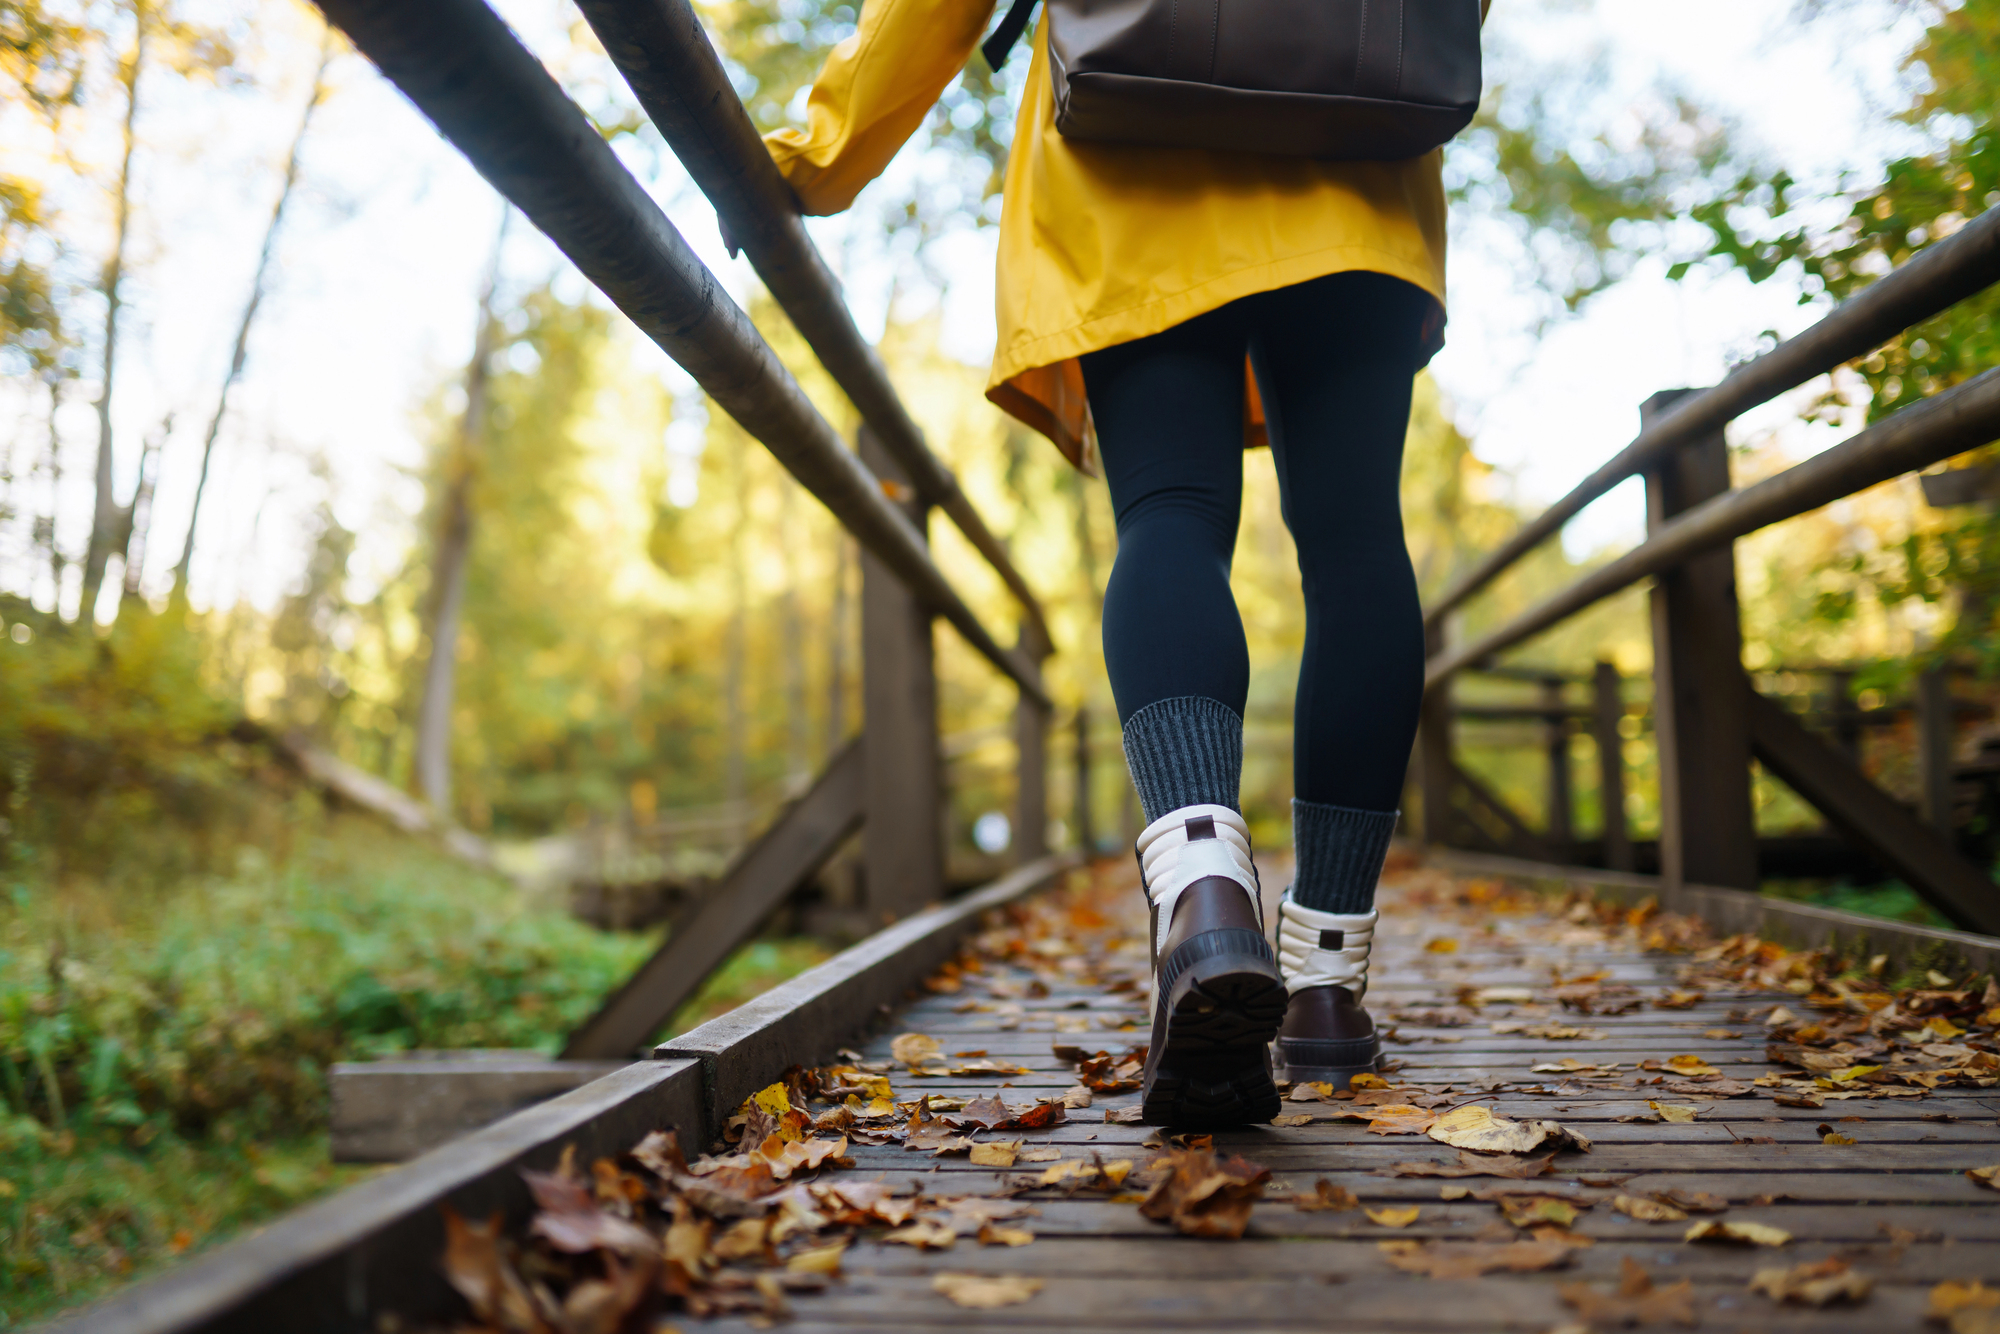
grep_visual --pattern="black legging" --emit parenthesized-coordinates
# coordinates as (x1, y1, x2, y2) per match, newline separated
(1082, 270, 1432, 814)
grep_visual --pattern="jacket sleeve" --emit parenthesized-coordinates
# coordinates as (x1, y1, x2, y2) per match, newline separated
(762, 0, 997, 216)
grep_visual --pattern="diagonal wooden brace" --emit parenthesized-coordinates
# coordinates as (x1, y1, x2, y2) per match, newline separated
(1744, 684, 2000, 936)
(560, 738, 866, 1059)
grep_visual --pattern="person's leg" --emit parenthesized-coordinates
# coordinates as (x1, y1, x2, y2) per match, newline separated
(1246, 269, 1435, 1084)
(1083, 312, 1251, 822)
(1083, 308, 1286, 1127)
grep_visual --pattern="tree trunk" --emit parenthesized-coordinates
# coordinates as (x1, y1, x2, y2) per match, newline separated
(80, 3, 145, 623)
(119, 413, 169, 597)
(411, 213, 508, 817)
(723, 449, 750, 841)
(171, 31, 333, 600)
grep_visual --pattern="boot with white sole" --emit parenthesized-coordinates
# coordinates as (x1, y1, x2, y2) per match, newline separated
(1135, 804, 1288, 1126)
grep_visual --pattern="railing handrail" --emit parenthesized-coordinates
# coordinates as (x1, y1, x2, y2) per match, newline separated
(1424, 205, 2000, 630)
(314, 0, 1050, 707)
(1426, 365, 2000, 686)
(575, 0, 1052, 650)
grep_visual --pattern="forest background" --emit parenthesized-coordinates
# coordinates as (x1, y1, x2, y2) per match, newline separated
(1, 0, 1996, 1321)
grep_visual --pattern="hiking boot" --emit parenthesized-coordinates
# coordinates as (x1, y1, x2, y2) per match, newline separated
(1274, 896, 1381, 1088)
(1135, 805, 1287, 1127)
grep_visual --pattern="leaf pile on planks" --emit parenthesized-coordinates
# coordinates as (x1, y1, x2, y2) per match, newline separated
(416, 868, 2000, 1330)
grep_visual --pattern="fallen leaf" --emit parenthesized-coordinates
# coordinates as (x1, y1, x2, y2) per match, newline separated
(1379, 1238, 1581, 1279)
(1428, 1104, 1591, 1155)
(1019, 1147, 1062, 1162)
(1662, 1054, 1720, 1076)
(1426, 937, 1459, 953)
(1703, 1028, 1741, 1040)
(1967, 1166, 2000, 1190)
(1289, 1081, 1338, 1103)
(1271, 1113, 1315, 1128)
(1750, 1257, 1873, 1306)
(1386, 1153, 1555, 1180)
(1499, 1195, 1578, 1229)
(976, 1222, 1035, 1247)
(1350, 1073, 1394, 1089)
(891, 1032, 944, 1068)
(1822, 1130, 1857, 1145)
(1104, 1105, 1144, 1124)
(1366, 1105, 1440, 1135)
(1931, 1281, 2000, 1323)
(932, 1272, 1043, 1309)
(1655, 990, 1707, 1010)
(1686, 1219, 1791, 1246)
(1059, 1084, 1092, 1109)
(1290, 1180, 1359, 1212)
(1560, 1256, 1698, 1326)
(785, 1238, 846, 1275)
(1650, 1188, 1727, 1214)
(441, 1208, 541, 1330)
(969, 1141, 1019, 1168)
(1366, 1205, 1421, 1228)
(1440, 1185, 1470, 1200)
(1648, 1100, 1700, 1123)
(1000, 1101, 1068, 1131)
(1138, 1145, 1270, 1239)
(950, 1059, 1034, 1076)
(1773, 1091, 1824, 1109)
(885, 1219, 957, 1249)
(1613, 1194, 1687, 1222)
(1668, 1076, 1754, 1097)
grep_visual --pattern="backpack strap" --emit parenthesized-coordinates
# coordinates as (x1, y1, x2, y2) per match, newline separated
(980, 0, 1040, 71)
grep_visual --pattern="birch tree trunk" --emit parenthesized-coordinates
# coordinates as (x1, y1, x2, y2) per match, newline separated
(171, 31, 333, 600)
(411, 214, 508, 817)
(79, 3, 145, 623)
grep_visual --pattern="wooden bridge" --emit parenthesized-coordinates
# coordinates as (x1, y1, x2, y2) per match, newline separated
(44, 0, 2000, 1329)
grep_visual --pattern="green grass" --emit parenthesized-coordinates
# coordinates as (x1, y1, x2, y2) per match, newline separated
(1, 812, 829, 1327)
(1760, 877, 1954, 929)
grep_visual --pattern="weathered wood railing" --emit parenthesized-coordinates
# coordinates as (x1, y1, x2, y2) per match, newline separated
(291, 0, 1068, 1151)
(1418, 204, 2000, 934)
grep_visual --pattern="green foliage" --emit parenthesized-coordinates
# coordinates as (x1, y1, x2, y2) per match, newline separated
(0, 598, 250, 885)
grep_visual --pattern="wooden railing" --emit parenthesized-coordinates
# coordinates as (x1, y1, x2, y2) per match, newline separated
(309, 0, 1058, 1061)
(1416, 206, 2000, 934)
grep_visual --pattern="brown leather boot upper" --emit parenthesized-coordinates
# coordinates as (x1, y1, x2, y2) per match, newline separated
(1156, 876, 1263, 968)
(1279, 984, 1376, 1044)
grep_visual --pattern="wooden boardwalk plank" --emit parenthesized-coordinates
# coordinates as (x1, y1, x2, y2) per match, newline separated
(739, 855, 2000, 1330)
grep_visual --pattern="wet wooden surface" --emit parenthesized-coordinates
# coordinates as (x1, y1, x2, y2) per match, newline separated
(696, 858, 2000, 1331)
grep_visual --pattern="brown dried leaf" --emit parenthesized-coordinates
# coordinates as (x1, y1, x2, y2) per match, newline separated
(785, 1238, 847, 1275)
(1366, 1205, 1421, 1227)
(1966, 1165, 2000, 1190)
(891, 1032, 944, 1067)
(1931, 1280, 2000, 1322)
(969, 1140, 1020, 1167)
(1647, 1100, 1700, 1123)
(1750, 1257, 1873, 1306)
(1613, 1194, 1687, 1222)
(1271, 1113, 1315, 1128)
(885, 1218, 957, 1249)
(1498, 1195, 1578, 1229)
(1686, 1218, 1791, 1246)
(1138, 1145, 1270, 1239)
(1059, 1084, 1093, 1108)
(932, 1272, 1043, 1309)
(1290, 1180, 1359, 1212)
(977, 1222, 1036, 1246)
(1560, 1257, 1697, 1327)
(440, 1207, 545, 1333)
(1650, 1188, 1727, 1214)
(522, 1170, 658, 1257)
(1364, 1104, 1440, 1135)
(1427, 1104, 1591, 1155)
(1378, 1238, 1581, 1279)
(1385, 1152, 1555, 1180)
(1103, 1105, 1144, 1124)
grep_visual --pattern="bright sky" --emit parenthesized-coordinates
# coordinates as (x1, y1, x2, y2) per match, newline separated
(2, 0, 1934, 619)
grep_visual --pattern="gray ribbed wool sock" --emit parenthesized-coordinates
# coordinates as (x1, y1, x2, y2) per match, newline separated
(1120, 696, 1242, 823)
(1290, 799, 1398, 913)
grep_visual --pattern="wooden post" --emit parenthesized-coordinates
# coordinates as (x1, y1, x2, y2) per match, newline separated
(1013, 626, 1052, 864)
(1073, 705, 1095, 856)
(859, 427, 943, 918)
(1592, 661, 1633, 872)
(1541, 675, 1573, 853)
(1643, 388, 1758, 892)
(1418, 619, 1456, 845)
(1917, 664, 1955, 835)
(1828, 668, 1863, 760)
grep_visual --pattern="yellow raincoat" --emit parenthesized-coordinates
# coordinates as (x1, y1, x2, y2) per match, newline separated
(764, 0, 1453, 472)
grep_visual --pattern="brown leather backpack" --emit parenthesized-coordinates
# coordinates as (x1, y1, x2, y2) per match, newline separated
(982, 0, 1482, 160)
